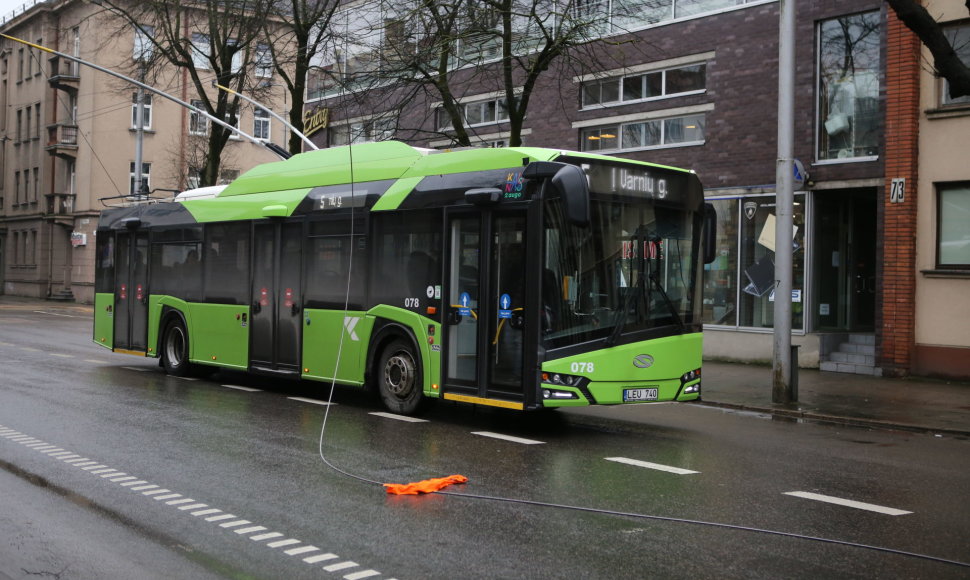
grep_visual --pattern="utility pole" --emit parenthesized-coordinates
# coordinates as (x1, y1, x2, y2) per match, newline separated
(773, 0, 797, 403)
(133, 66, 146, 199)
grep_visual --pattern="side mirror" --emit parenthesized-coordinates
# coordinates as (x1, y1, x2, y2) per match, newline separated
(524, 162, 591, 227)
(703, 202, 717, 265)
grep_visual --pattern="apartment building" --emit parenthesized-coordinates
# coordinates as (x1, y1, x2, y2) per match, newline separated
(0, 0, 290, 304)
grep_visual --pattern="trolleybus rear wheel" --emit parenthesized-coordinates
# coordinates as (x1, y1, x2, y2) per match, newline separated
(161, 318, 192, 377)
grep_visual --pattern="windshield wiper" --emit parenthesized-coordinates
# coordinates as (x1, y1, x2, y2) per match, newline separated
(648, 270, 686, 331)
(605, 234, 647, 348)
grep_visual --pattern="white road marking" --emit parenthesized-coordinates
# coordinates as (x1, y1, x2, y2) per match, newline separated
(784, 491, 913, 516)
(370, 412, 429, 423)
(287, 397, 334, 406)
(20, 347, 40, 352)
(605, 457, 700, 475)
(222, 384, 262, 392)
(122, 366, 151, 372)
(0, 424, 390, 578)
(50, 353, 74, 358)
(471, 431, 545, 445)
(177, 377, 199, 381)
(84, 359, 109, 364)
(284, 545, 320, 556)
(32, 310, 75, 318)
(324, 561, 358, 572)
(235, 526, 268, 535)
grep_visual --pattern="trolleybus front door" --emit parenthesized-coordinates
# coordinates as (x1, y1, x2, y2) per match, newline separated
(113, 231, 149, 353)
(250, 222, 302, 373)
(443, 211, 528, 404)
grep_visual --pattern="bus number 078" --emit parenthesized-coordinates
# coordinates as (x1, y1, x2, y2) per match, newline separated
(570, 362, 594, 373)
(404, 297, 420, 308)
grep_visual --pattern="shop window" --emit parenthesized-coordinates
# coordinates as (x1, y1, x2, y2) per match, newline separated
(703, 194, 805, 330)
(817, 11, 881, 161)
(937, 183, 970, 268)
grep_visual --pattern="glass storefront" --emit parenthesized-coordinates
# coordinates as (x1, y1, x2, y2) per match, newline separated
(703, 193, 806, 330)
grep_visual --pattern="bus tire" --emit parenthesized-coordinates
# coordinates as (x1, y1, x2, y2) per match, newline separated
(376, 339, 425, 415)
(161, 318, 192, 377)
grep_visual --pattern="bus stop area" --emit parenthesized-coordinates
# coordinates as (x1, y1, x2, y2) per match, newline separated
(4, 295, 968, 437)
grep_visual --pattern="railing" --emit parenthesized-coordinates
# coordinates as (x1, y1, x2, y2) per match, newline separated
(47, 123, 78, 147)
(45, 192, 76, 215)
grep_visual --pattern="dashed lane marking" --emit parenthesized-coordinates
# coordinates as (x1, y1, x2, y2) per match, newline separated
(0, 423, 394, 577)
(369, 412, 429, 423)
(288, 397, 335, 406)
(222, 384, 263, 392)
(783, 491, 913, 516)
(471, 431, 545, 445)
(50, 353, 75, 358)
(605, 457, 700, 475)
(122, 366, 152, 372)
(84, 359, 109, 364)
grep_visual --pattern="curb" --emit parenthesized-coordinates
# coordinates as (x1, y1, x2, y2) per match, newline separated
(692, 400, 970, 438)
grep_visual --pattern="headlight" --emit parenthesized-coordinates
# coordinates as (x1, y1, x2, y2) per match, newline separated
(542, 389, 579, 400)
(680, 368, 701, 384)
(542, 372, 582, 387)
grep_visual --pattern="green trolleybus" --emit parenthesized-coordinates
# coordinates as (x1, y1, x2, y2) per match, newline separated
(93, 141, 716, 414)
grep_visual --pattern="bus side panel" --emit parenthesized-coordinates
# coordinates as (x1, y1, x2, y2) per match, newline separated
(148, 296, 183, 359)
(302, 309, 369, 386)
(185, 302, 251, 369)
(365, 305, 440, 398)
(93, 293, 115, 349)
(541, 333, 703, 406)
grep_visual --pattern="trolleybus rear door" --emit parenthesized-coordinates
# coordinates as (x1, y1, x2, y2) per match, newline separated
(113, 231, 149, 352)
(443, 210, 528, 404)
(250, 222, 303, 373)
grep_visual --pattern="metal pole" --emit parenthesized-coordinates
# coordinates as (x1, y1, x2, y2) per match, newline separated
(133, 67, 145, 198)
(773, 0, 796, 403)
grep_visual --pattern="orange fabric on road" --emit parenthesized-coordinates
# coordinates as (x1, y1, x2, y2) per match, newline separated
(383, 474, 468, 495)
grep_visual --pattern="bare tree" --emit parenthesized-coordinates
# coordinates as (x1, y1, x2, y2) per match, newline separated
(319, 0, 639, 147)
(94, 0, 274, 186)
(887, 0, 970, 99)
(261, 0, 341, 155)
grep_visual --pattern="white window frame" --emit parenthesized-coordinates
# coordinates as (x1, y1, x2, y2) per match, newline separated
(191, 33, 210, 70)
(253, 107, 271, 141)
(131, 92, 153, 130)
(255, 44, 273, 78)
(942, 24, 970, 106)
(134, 25, 155, 61)
(129, 162, 151, 196)
(574, 104, 711, 153)
(189, 100, 209, 136)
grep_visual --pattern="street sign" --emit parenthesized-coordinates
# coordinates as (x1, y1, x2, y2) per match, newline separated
(793, 159, 807, 189)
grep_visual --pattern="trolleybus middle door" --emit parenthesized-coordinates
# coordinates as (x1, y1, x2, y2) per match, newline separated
(250, 222, 303, 373)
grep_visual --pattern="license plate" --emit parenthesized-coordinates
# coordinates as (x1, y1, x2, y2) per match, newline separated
(623, 387, 659, 402)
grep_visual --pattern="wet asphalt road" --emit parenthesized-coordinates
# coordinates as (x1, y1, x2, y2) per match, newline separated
(1, 304, 969, 579)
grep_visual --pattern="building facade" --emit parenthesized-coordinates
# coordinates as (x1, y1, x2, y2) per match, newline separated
(911, 0, 970, 379)
(0, 0, 291, 304)
(309, 0, 924, 374)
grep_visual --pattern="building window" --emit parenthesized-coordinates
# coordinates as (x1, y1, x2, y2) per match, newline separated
(131, 93, 153, 129)
(134, 25, 155, 61)
(331, 117, 396, 145)
(937, 183, 970, 268)
(817, 11, 881, 161)
(191, 33, 210, 70)
(187, 167, 201, 190)
(703, 194, 806, 329)
(581, 63, 706, 108)
(580, 113, 705, 152)
(32, 167, 39, 202)
(577, 0, 763, 37)
(34, 103, 41, 138)
(942, 24, 970, 106)
(14, 171, 20, 204)
(129, 162, 151, 196)
(254, 107, 271, 141)
(225, 109, 241, 139)
(189, 100, 208, 135)
(255, 44, 273, 78)
(438, 97, 511, 131)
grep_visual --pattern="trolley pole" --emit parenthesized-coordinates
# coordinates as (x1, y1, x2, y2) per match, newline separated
(773, 0, 797, 403)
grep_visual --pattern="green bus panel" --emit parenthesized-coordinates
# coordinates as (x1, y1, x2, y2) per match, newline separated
(364, 305, 441, 398)
(541, 333, 703, 407)
(184, 302, 251, 369)
(301, 309, 370, 386)
(93, 292, 115, 349)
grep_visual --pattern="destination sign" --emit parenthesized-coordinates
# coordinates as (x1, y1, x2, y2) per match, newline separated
(580, 162, 690, 204)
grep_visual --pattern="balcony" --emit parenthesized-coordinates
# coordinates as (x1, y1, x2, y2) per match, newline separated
(46, 123, 78, 159)
(45, 192, 76, 216)
(47, 55, 80, 94)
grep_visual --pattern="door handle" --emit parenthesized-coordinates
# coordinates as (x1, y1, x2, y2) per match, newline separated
(253, 301, 262, 314)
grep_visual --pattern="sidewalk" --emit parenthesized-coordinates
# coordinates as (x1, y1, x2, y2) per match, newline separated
(2, 296, 969, 436)
(699, 360, 970, 436)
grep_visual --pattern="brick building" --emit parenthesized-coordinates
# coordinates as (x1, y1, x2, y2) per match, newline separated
(309, 0, 948, 375)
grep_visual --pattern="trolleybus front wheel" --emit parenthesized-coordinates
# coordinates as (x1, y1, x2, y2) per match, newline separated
(161, 318, 192, 377)
(377, 339, 425, 415)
